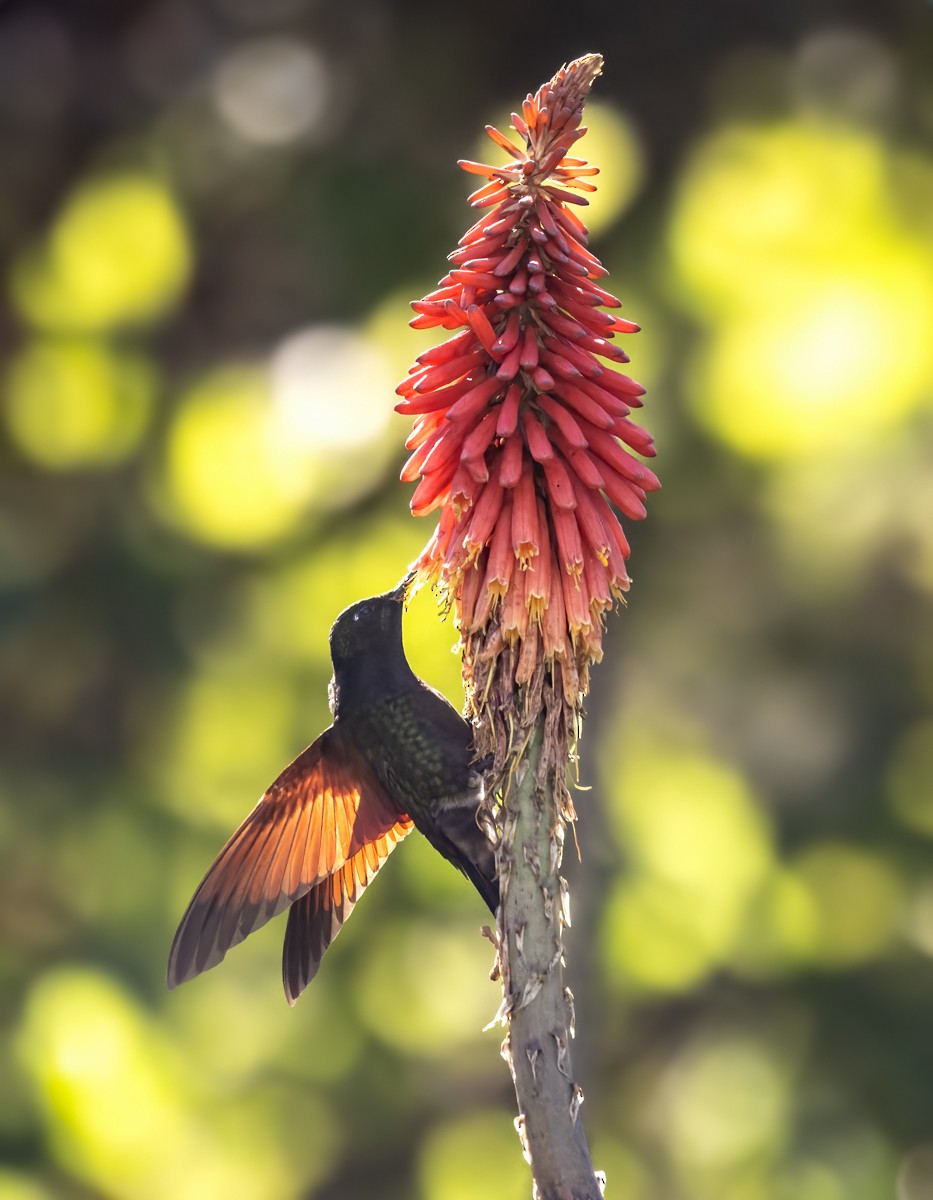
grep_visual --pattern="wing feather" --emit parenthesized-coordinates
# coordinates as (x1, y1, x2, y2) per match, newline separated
(282, 816, 413, 1005)
(167, 725, 405, 989)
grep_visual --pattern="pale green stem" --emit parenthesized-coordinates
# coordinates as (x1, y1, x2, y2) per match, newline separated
(498, 710, 603, 1200)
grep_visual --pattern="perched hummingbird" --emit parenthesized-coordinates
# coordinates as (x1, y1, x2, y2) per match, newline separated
(167, 577, 498, 1005)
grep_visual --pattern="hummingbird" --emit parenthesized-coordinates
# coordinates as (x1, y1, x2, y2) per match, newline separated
(167, 576, 498, 1005)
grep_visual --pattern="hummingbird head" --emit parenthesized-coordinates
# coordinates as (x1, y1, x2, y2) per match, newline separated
(328, 573, 415, 670)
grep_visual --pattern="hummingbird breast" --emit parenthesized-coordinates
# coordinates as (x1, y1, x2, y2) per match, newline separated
(343, 684, 498, 914)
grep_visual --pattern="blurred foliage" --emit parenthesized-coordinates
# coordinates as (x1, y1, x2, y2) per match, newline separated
(0, 3, 932, 1199)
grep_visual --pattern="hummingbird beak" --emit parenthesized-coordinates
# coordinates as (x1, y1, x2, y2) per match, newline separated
(390, 568, 418, 603)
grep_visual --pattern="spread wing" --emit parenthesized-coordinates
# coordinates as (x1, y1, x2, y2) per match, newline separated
(167, 724, 412, 990)
(282, 820, 413, 1005)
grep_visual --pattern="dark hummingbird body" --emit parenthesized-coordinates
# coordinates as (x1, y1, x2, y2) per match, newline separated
(168, 579, 498, 1004)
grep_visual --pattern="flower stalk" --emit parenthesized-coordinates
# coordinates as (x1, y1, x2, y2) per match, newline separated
(397, 53, 656, 1198)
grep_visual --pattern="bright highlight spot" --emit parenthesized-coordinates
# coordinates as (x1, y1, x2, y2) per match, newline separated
(11, 175, 190, 332)
(353, 917, 495, 1054)
(792, 842, 904, 966)
(214, 38, 331, 145)
(686, 258, 933, 460)
(270, 325, 395, 451)
(600, 742, 775, 990)
(160, 367, 315, 549)
(663, 1033, 792, 1171)
(16, 970, 188, 1193)
(418, 1109, 531, 1200)
(5, 338, 155, 469)
(159, 329, 398, 550)
(160, 666, 298, 828)
(670, 119, 933, 461)
(731, 868, 820, 977)
(670, 121, 891, 312)
(16, 970, 321, 1200)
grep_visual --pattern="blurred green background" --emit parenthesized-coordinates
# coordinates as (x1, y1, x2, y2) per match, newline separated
(1, 1, 932, 1197)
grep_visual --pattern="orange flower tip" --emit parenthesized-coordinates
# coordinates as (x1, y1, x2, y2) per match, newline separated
(411, 498, 446, 519)
(485, 125, 524, 160)
(527, 598, 546, 627)
(471, 187, 512, 210)
(462, 541, 485, 569)
(458, 159, 499, 177)
(610, 317, 641, 334)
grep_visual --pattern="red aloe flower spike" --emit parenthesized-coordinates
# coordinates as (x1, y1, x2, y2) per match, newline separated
(396, 50, 656, 705)
(396, 56, 657, 1197)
